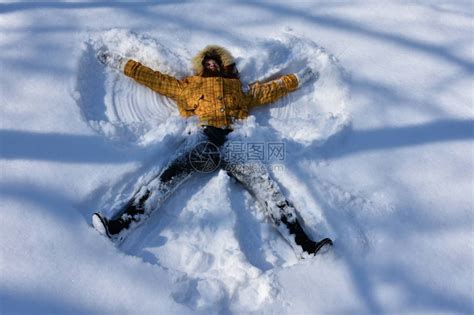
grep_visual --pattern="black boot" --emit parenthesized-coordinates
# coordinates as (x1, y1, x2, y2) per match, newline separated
(92, 211, 138, 240)
(300, 237, 333, 255)
(92, 190, 150, 238)
(92, 212, 111, 238)
(281, 215, 333, 255)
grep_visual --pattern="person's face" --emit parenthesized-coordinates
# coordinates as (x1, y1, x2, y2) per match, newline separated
(204, 59, 220, 72)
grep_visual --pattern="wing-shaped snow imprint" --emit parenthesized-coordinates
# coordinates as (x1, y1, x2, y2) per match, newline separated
(237, 34, 351, 145)
(74, 30, 349, 147)
(74, 30, 187, 146)
(76, 30, 357, 312)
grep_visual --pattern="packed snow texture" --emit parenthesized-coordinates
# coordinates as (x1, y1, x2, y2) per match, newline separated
(1, 1, 473, 315)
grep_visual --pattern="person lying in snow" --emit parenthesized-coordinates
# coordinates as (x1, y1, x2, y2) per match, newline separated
(92, 45, 333, 256)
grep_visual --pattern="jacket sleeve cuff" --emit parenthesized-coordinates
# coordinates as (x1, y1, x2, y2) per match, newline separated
(123, 59, 137, 76)
(118, 58, 127, 72)
(283, 74, 299, 91)
(294, 73, 302, 86)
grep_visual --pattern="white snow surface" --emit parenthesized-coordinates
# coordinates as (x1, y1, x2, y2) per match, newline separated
(1, 1, 473, 314)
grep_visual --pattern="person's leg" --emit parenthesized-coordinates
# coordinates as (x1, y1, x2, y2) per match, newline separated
(223, 160, 332, 255)
(92, 127, 214, 238)
(93, 126, 232, 239)
(92, 148, 196, 239)
(109, 153, 195, 234)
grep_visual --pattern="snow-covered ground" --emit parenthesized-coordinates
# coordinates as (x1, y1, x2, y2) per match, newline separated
(1, 1, 473, 314)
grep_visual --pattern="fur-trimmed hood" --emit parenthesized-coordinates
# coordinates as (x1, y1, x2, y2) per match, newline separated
(192, 45, 235, 75)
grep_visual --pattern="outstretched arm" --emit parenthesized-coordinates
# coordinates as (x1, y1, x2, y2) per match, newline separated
(97, 50, 182, 101)
(247, 67, 319, 108)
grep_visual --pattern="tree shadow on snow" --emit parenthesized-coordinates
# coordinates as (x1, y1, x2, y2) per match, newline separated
(0, 287, 100, 315)
(242, 2, 474, 73)
(320, 118, 474, 160)
(0, 1, 182, 14)
(0, 129, 144, 163)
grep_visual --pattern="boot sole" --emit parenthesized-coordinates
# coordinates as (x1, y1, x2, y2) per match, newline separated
(313, 238, 333, 255)
(92, 212, 111, 238)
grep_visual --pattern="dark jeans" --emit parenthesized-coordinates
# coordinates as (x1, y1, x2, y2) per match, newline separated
(107, 126, 317, 253)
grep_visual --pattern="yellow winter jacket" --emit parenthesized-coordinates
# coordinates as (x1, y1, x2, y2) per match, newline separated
(123, 46, 299, 129)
